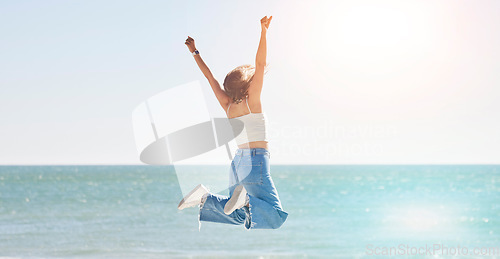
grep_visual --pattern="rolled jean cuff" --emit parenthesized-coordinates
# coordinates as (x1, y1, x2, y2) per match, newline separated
(243, 194, 288, 230)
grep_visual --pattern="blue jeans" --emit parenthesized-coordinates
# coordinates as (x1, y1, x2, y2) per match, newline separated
(198, 148, 288, 230)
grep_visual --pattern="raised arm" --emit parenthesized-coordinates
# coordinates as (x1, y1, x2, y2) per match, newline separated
(185, 36, 230, 108)
(248, 16, 272, 97)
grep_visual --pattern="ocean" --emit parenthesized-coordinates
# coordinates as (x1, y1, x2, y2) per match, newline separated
(0, 165, 499, 258)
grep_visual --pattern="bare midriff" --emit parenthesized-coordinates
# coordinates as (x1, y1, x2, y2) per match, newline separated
(237, 141, 268, 151)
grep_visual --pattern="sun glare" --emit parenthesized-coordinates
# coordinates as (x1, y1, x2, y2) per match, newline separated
(401, 208, 441, 231)
(338, 5, 411, 47)
(307, 1, 443, 111)
(384, 204, 456, 238)
(327, 1, 435, 67)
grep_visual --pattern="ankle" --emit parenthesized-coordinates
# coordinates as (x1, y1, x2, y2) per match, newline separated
(200, 193, 209, 204)
(244, 195, 250, 207)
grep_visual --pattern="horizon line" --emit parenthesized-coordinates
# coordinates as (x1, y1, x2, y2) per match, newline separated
(1, 163, 499, 166)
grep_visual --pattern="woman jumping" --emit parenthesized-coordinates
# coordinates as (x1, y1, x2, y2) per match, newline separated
(177, 16, 288, 230)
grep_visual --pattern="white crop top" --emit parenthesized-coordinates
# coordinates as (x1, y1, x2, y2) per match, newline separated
(226, 96, 268, 145)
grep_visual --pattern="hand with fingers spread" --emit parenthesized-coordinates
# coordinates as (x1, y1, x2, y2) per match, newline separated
(260, 15, 272, 31)
(185, 36, 197, 53)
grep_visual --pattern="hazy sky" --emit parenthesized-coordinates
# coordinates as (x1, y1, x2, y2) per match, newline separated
(1, 0, 499, 165)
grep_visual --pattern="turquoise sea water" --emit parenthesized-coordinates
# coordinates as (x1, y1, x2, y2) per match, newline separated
(0, 165, 499, 258)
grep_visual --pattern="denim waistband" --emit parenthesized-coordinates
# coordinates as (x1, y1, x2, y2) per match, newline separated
(236, 148, 270, 157)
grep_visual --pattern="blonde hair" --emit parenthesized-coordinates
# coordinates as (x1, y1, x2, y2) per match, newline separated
(223, 64, 268, 104)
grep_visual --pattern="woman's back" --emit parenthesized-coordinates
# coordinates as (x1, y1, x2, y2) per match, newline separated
(226, 95, 268, 150)
(226, 94, 263, 119)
